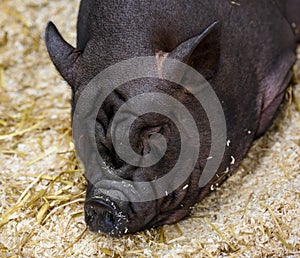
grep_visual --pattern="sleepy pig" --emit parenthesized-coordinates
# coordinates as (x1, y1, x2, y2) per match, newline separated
(45, 0, 300, 237)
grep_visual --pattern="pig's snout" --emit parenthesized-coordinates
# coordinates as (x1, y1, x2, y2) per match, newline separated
(84, 198, 127, 237)
(84, 179, 158, 236)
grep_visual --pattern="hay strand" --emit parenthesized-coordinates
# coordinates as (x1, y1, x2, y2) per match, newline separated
(0, 192, 31, 228)
(204, 217, 238, 252)
(25, 147, 57, 166)
(159, 227, 166, 244)
(0, 120, 43, 140)
(42, 198, 85, 225)
(266, 206, 286, 238)
(0, 66, 5, 88)
(64, 226, 87, 252)
(36, 200, 50, 224)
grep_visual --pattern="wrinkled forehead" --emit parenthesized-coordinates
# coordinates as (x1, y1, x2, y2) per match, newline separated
(80, 76, 182, 95)
(72, 76, 186, 112)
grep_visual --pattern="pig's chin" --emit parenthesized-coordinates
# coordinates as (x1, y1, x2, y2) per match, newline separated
(147, 208, 191, 229)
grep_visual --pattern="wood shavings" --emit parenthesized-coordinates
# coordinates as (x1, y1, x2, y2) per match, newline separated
(182, 184, 189, 190)
(230, 1, 241, 6)
(2, 6, 32, 28)
(230, 156, 235, 165)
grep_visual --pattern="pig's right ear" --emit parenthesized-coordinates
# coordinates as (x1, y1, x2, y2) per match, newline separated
(45, 22, 81, 88)
(168, 21, 221, 80)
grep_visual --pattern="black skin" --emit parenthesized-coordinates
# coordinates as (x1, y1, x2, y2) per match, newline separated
(45, 0, 299, 237)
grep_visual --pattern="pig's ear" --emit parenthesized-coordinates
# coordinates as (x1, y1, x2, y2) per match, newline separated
(45, 21, 81, 88)
(169, 21, 221, 80)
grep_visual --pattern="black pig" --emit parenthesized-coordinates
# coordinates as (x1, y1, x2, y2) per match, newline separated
(45, 0, 299, 236)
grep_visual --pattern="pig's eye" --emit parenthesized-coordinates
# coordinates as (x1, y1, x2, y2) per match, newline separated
(140, 125, 165, 156)
(144, 126, 164, 138)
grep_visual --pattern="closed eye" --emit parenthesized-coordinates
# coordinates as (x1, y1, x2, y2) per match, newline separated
(140, 125, 164, 156)
(144, 126, 164, 139)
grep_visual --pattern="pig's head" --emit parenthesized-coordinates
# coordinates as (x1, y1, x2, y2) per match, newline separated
(45, 21, 226, 237)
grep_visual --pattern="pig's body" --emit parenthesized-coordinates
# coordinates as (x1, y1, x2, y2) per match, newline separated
(46, 0, 299, 236)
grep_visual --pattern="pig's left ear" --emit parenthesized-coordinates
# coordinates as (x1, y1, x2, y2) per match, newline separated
(45, 22, 81, 88)
(169, 21, 221, 80)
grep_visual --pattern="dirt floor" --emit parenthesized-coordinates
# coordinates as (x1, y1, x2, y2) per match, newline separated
(0, 0, 300, 257)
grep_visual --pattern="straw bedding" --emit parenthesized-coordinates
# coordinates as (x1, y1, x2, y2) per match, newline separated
(0, 0, 299, 257)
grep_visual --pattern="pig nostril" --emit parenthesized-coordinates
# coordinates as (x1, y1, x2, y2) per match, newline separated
(86, 206, 105, 226)
(88, 203, 114, 225)
(103, 210, 115, 227)
(86, 208, 97, 223)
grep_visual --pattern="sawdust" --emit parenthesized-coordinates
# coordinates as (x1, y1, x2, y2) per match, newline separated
(0, 0, 299, 257)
